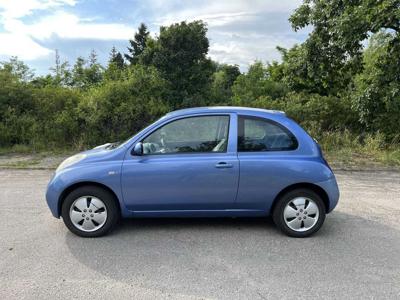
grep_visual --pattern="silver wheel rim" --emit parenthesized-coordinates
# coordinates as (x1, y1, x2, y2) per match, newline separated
(69, 196, 107, 232)
(283, 197, 319, 232)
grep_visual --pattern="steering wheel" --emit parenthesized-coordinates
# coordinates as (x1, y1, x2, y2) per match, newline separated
(159, 132, 172, 153)
(160, 132, 166, 148)
(149, 143, 157, 153)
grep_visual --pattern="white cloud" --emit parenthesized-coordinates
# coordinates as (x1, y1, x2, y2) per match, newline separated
(11, 12, 135, 41)
(0, 0, 306, 70)
(154, 0, 301, 27)
(0, 0, 75, 60)
(0, 32, 51, 59)
(209, 35, 301, 69)
(0, 0, 76, 19)
(150, 0, 304, 70)
(0, 0, 135, 60)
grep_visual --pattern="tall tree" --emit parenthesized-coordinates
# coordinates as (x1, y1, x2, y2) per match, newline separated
(288, 0, 400, 95)
(141, 21, 214, 108)
(109, 46, 125, 69)
(50, 50, 71, 86)
(125, 23, 150, 64)
(352, 31, 400, 139)
(86, 50, 103, 86)
(70, 51, 103, 89)
(105, 47, 125, 81)
(210, 64, 241, 103)
(71, 56, 87, 88)
(1, 56, 34, 82)
(232, 61, 287, 105)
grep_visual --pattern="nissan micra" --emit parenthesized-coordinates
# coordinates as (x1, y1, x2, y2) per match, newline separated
(46, 107, 339, 238)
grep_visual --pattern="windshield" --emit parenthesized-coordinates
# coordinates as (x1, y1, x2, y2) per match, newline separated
(113, 116, 167, 149)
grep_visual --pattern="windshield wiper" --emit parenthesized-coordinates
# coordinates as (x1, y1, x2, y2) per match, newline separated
(106, 142, 121, 149)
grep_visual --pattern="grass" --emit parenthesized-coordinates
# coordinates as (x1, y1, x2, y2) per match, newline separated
(0, 144, 74, 156)
(0, 145, 74, 169)
(0, 132, 399, 170)
(316, 130, 400, 169)
(0, 158, 43, 169)
(324, 148, 400, 169)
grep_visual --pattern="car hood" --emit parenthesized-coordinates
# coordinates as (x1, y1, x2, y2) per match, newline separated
(75, 143, 127, 164)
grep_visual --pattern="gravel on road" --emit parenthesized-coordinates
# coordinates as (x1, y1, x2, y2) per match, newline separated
(0, 169, 399, 299)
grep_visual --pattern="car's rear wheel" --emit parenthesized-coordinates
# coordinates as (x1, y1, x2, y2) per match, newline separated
(61, 186, 119, 237)
(272, 189, 326, 237)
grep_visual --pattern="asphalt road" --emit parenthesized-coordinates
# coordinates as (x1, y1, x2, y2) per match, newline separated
(0, 169, 399, 299)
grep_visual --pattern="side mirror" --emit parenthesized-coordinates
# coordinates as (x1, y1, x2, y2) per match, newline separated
(132, 142, 143, 156)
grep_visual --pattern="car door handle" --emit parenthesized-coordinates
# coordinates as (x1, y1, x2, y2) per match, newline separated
(215, 162, 233, 168)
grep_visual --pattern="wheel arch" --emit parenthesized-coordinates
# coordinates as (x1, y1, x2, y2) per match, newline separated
(58, 181, 121, 217)
(270, 182, 330, 214)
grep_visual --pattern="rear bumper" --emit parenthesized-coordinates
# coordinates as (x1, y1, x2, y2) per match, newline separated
(316, 176, 340, 213)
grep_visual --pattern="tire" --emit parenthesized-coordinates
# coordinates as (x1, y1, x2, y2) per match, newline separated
(61, 186, 120, 237)
(272, 188, 326, 238)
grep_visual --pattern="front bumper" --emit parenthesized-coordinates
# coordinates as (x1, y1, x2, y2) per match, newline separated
(46, 172, 63, 218)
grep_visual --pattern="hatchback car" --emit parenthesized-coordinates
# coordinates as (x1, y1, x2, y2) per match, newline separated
(46, 107, 339, 238)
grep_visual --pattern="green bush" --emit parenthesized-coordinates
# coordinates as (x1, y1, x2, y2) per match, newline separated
(76, 65, 170, 147)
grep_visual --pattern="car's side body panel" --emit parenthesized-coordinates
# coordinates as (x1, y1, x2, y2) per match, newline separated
(45, 107, 339, 220)
(46, 150, 127, 218)
(231, 110, 337, 214)
(121, 153, 240, 211)
(236, 155, 335, 213)
(121, 112, 240, 212)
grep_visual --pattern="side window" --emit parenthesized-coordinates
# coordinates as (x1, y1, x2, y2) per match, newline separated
(142, 115, 230, 154)
(238, 116, 298, 152)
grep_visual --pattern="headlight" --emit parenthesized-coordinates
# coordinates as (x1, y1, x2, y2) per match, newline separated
(56, 154, 87, 172)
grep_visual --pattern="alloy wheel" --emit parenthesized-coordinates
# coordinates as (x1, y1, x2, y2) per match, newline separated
(283, 197, 319, 232)
(69, 196, 108, 232)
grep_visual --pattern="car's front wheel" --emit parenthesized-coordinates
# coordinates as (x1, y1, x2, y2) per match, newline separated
(61, 186, 120, 237)
(273, 188, 326, 237)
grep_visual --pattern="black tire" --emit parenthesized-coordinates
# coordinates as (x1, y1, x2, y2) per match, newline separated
(272, 188, 326, 238)
(61, 186, 120, 237)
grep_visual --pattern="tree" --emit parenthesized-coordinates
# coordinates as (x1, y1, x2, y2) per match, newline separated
(50, 50, 72, 86)
(125, 23, 150, 64)
(77, 65, 170, 145)
(288, 0, 400, 95)
(109, 46, 125, 69)
(210, 64, 241, 103)
(86, 50, 103, 86)
(71, 51, 104, 89)
(232, 61, 287, 105)
(0, 58, 36, 145)
(218, 64, 241, 88)
(352, 31, 400, 139)
(105, 47, 125, 81)
(141, 21, 214, 108)
(71, 57, 87, 88)
(1, 56, 34, 82)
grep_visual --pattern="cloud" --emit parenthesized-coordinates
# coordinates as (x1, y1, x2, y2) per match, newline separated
(0, 32, 51, 59)
(153, 0, 301, 26)
(14, 12, 135, 41)
(0, 0, 306, 72)
(0, 0, 76, 60)
(150, 0, 304, 69)
(0, 0, 76, 19)
(0, 0, 135, 61)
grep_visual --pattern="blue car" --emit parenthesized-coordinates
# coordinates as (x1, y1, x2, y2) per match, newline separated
(46, 107, 339, 238)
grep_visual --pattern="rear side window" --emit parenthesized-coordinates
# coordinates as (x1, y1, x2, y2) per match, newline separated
(238, 116, 298, 152)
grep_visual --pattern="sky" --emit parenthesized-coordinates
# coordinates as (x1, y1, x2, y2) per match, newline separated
(0, 0, 308, 75)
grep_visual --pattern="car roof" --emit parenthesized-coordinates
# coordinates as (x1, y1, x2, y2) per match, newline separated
(165, 106, 286, 118)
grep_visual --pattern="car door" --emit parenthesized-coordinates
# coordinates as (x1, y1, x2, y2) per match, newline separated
(235, 115, 300, 211)
(121, 113, 239, 213)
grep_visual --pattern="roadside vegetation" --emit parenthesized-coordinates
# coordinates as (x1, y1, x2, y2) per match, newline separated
(0, 0, 399, 168)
